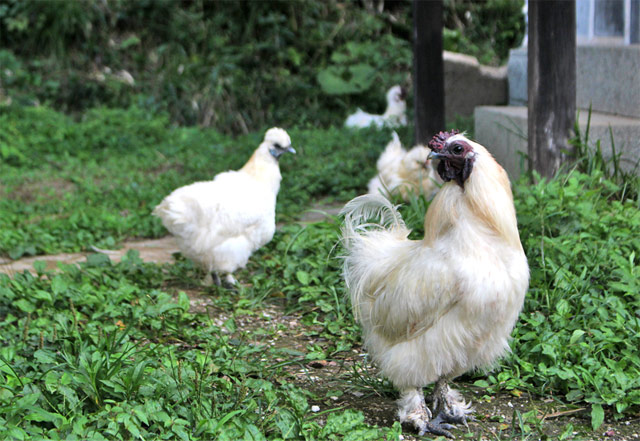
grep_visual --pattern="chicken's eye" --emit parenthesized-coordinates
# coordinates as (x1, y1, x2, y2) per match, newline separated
(452, 144, 464, 154)
(274, 142, 282, 150)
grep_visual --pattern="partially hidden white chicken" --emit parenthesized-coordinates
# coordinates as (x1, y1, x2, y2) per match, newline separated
(341, 131, 529, 438)
(368, 131, 438, 200)
(153, 128, 295, 286)
(345, 85, 407, 129)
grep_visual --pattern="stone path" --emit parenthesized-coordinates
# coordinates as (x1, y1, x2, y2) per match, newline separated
(0, 202, 345, 276)
(0, 236, 180, 276)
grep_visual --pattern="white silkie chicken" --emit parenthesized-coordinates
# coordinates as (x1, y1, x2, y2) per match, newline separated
(341, 131, 529, 438)
(368, 131, 438, 200)
(153, 128, 295, 286)
(345, 85, 407, 129)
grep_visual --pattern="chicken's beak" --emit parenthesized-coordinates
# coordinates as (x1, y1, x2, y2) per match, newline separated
(428, 151, 445, 160)
(286, 146, 296, 154)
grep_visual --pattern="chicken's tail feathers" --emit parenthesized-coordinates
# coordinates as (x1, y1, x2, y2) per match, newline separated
(383, 131, 403, 155)
(340, 194, 409, 322)
(340, 193, 407, 239)
(390, 130, 400, 145)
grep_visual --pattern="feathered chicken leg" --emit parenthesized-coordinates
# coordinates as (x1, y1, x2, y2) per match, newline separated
(203, 272, 237, 287)
(430, 379, 473, 429)
(203, 272, 221, 286)
(397, 388, 456, 438)
(224, 274, 237, 286)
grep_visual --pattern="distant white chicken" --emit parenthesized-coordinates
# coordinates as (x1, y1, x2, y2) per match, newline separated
(153, 128, 295, 286)
(341, 131, 529, 438)
(368, 132, 438, 200)
(345, 85, 407, 129)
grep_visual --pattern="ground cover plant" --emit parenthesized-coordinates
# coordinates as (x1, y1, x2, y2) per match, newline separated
(0, 104, 391, 258)
(1, 0, 638, 438)
(1, 101, 640, 438)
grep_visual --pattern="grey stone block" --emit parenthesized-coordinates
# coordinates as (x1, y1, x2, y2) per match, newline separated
(474, 105, 640, 179)
(505, 45, 640, 118)
(577, 45, 640, 118)
(474, 106, 528, 179)
(444, 51, 507, 121)
(507, 48, 528, 106)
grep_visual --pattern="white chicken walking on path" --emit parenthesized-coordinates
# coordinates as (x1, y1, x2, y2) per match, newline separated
(345, 85, 407, 129)
(341, 131, 529, 438)
(153, 128, 295, 286)
(367, 131, 438, 200)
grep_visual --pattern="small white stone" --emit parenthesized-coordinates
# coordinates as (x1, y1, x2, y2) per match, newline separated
(507, 401, 513, 408)
(311, 405, 320, 412)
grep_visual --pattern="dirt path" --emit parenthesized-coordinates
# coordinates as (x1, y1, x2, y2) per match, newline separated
(0, 203, 344, 276)
(0, 236, 180, 276)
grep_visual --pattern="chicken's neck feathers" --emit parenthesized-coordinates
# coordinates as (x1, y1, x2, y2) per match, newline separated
(239, 144, 282, 195)
(383, 101, 406, 119)
(424, 151, 522, 250)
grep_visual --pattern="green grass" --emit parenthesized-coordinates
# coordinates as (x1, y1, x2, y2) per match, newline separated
(1, 104, 639, 439)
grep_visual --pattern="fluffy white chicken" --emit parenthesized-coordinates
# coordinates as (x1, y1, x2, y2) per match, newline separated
(153, 128, 295, 286)
(368, 131, 438, 200)
(345, 85, 407, 129)
(341, 131, 529, 437)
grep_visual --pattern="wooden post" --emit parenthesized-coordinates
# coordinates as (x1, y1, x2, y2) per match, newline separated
(527, 0, 576, 177)
(413, 0, 444, 145)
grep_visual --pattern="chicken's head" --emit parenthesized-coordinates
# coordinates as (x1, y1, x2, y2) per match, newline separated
(264, 127, 296, 159)
(427, 130, 476, 187)
(386, 85, 406, 105)
(402, 145, 432, 173)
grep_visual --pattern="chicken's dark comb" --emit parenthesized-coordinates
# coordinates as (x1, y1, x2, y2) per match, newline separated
(428, 130, 460, 151)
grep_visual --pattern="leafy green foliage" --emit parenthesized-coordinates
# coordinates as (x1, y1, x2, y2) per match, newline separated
(507, 170, 640, 425)
(0, 0, 524, 130)
(317, 35, 411, 97)
(443, 0, 525, 66)
(0, 1, 411, 130)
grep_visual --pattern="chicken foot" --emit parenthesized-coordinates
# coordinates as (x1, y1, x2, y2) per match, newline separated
(202, 272, 221, 286)
(203, 272, 237, 287)
(397, 388, 456, 439)
(430, 379, 473, 429)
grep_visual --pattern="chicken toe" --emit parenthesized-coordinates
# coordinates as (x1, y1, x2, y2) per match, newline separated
(430, 379, 473, 429)
(397, 388, 456, 438)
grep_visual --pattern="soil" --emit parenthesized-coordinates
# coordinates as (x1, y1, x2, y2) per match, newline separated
(0, 202, 342, 277)
(0, 236, 180, 276)
(2, 204, 639, 440)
